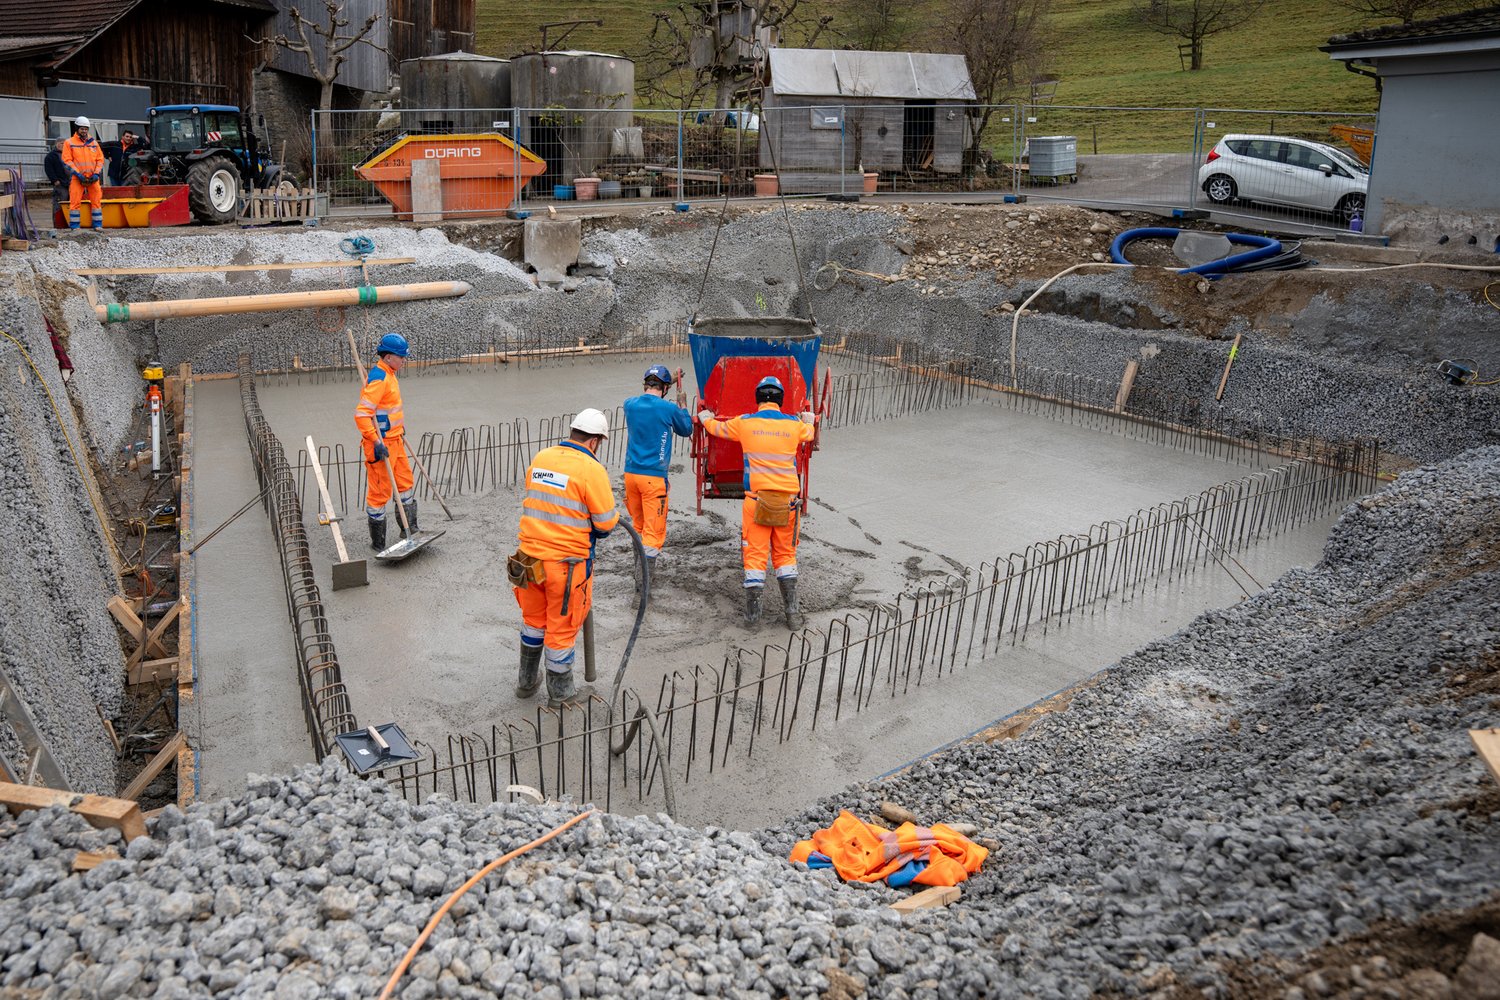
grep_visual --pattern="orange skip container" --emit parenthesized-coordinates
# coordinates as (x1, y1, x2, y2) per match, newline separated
(355, 133, 547, 217)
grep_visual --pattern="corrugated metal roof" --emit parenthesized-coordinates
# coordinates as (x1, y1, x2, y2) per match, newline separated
(1326, 3, 1500, 48)
(768, 48, 975, 101)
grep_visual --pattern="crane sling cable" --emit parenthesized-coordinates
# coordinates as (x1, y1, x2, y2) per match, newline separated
(0, 329, 125, 576)
(377, 808, 597, 1000)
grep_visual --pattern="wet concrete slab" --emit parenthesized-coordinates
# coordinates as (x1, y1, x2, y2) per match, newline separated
(190, 357, 1341, 825)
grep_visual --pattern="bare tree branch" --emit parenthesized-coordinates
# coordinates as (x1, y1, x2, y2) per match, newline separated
(249, 1, 385, 109)
(1132, 0, 1268, 70)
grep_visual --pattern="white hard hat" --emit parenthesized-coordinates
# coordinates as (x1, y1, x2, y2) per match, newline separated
(74, 116, 91, 128)
(570, 408, 610, 438)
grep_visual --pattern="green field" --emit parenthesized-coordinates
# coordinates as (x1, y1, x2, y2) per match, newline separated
(475, 0, 1380, 115)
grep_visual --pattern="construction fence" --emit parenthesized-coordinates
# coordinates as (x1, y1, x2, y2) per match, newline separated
(310, 104, 1378, 234)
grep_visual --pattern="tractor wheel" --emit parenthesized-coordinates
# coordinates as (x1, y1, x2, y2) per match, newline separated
(187, 156, 241, 224)
(122, 163, 146, 186)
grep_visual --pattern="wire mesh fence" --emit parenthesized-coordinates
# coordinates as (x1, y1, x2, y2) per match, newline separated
(308, 103, 1377, 233)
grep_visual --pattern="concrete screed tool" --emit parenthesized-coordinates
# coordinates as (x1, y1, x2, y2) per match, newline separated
(305, 435, 367, 589)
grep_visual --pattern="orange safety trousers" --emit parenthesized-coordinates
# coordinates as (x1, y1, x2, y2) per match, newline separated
(513, 561, 593, 654)
(740, 495, 798, 588)
(624, 473, 668, 557)
(364, 436, 414, 516)
(68, 177, 103, 214)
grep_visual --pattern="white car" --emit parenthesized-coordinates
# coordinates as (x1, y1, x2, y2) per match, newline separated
(1198, 134, 1368, 226)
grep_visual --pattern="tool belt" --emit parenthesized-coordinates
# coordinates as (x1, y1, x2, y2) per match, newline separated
(752, 490, 794, 527)
(506, 550, 545, 587)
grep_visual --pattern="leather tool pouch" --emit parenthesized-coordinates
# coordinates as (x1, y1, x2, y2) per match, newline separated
(506, 551, 545, 587)
(753, 490, 794, 527)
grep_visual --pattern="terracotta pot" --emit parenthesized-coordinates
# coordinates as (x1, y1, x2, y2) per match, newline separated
(754, 174, 778, 197)
(573, 177, 600, 201)
(863, 171, 879, 195)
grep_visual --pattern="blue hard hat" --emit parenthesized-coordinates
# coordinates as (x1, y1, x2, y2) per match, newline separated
(644, 364, 672, 385)
(756, 375, 784, 392)
(377, 333, 409, 358)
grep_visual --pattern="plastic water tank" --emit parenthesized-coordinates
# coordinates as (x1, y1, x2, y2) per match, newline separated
(1028, 136, 1077, 179)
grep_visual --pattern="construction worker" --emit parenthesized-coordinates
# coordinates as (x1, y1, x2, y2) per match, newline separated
(354, 333, 418, 551)
(699, 375, 817, 629)
(508, 409, 620, 705)
(60, 117, 105, 231)
(622, 364, 692, 565)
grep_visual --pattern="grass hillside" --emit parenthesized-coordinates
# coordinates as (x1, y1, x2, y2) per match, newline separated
(474, 0, 1380, 114)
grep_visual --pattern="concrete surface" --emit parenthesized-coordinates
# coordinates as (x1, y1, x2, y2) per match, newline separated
(523, 218, 582, 283)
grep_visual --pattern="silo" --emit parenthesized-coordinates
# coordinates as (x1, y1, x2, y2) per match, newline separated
(510, 51, 635, 188)
(399, 52, 512, 134)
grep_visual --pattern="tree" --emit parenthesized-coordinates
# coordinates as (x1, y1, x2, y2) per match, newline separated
(840, 0, 917, 51)
(1336, 0, 1484, 24)
(250, 2, 387, 110)
(935, 0, 1053, 175)
(1132, 0, 1268, 71)
(637, 1, 834, 111)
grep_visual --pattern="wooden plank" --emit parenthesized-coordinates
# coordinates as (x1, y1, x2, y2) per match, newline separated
(410, 158, 443, 224)
(2, 238, 31, 251)
(889, 884, 961, 917)
(124, 598, 184, 671)
(0, 784, 148, 842)
(122, 732, 186, 801)
(1471, 729, 1500, 787)
(1113, 359, 1140, 414)
(128, 656, 180, 687)
(0, 193, 13, 211)
(72, 257, 416, 276)
(108, 595, 171, 661)
(305, 436, 352, 564)
(72, 848, 121, 872)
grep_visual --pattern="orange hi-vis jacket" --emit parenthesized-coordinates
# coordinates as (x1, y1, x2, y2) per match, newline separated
(702, 402, 814, 494)
(790, 810, 989, 888)
(61, 134, 105, 182)
(354, 359, 405, 444)
(519, 441, 620, 561)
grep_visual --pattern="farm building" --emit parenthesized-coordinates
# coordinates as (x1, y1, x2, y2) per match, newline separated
(759, 48, 975, 187)
(1324, 4, 1500, 243)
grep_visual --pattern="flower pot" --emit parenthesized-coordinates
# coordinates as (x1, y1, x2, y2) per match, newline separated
(754, 174, 778, 197)
(597, 180, 622, 199)
(635, 185, 652, 199)
(863, 171, 879, 195)
(553, 184, 575, 201)
(573, 177, 600, 201)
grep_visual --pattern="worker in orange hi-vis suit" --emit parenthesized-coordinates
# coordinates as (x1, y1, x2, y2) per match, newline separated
(509, 408, 620, 706)
(60, 117, 105, 231)
(699, 375, 817, 630)
(353, 333, 417, 553)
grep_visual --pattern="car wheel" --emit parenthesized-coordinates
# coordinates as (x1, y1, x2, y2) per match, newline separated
(1204, 174, 1237, 204)
(1336, 193, 1366, 227)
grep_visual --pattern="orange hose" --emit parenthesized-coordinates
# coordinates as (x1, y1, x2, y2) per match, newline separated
(377, 808, 597, 1000)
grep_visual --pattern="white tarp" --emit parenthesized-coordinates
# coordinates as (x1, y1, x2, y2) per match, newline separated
(768, 49, 976, 101)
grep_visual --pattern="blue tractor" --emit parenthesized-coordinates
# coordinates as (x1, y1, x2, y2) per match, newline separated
(126, 104, 286, 224)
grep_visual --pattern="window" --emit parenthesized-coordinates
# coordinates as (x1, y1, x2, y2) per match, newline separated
(809, 107, 843, 130)
(206, 113, 241, 147)
(1284, 142, 1320, 170)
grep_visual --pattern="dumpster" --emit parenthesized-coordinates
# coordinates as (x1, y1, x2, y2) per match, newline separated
(355, 132, 546, 218)
(52, 184, 192, 229)
(1028, 135, 1077, 183)
(689, 315, 832, 514)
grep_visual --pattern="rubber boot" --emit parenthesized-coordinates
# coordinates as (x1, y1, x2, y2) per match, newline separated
(400, 498, 419, 537)
(546, 668, 577, 706)
(743, 586, 763, 627)
(516, 644, 543, 698)
(779, 577, 804, 631)
(368, 516, 386, 553)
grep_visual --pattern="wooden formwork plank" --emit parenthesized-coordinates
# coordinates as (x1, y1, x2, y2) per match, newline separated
(889, 885, 961, 917)
(0, 785, 147, 842)
(1471, 729, 1500, 787)
(72, 257, 415, 276)
(124, 599, 184, 671)
(128, 656, 180, 687)
(122, 732, 185, 801)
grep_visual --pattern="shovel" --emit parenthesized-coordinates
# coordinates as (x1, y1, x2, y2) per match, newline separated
(305, 435, 367, 589)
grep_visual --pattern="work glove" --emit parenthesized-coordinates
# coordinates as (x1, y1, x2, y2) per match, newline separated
(800, 411, 816, 425)
(590, 528, 611, 541)
(697, 409, 715, 423)
(372, 442, 389, 462)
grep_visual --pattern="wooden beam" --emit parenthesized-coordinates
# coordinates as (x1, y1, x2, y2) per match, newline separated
(108, 595, 171, 660)
(1113, 360, 1140, 414)
(1471, 729, 1500, 787)
(122, 732, 186, 801)
(889, 884, 961, 917)
(73, 257, 416, 276)
(0, 193, 13, 212)
(0, 784, 148, 842)
(72, 848, 122, 872)
(124, 599, 184, 671)
(128, 656, 180, 687)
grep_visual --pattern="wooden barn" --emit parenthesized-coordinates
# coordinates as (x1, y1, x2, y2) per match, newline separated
(262, 0, 477, 96)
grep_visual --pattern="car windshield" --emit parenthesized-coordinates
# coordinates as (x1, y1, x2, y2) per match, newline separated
(151, 111, 200, 153)
(1318, 144, 1368, 175)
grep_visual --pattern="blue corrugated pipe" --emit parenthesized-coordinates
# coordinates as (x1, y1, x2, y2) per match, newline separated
(1109, 227, 1282, 276)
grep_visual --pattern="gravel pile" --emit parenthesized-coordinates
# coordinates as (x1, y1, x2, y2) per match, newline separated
(4, 446, 1498, 997)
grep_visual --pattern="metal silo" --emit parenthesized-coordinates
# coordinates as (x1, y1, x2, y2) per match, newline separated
(399, 52, 512, 134)
(510, 51, 635, 188)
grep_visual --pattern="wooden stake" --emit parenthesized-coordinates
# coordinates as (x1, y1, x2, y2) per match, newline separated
(124, 598, 184, 671)
(1113, 359, 1140, 414)
(122, 732, 186, 801)
(1216, 333, 1243, 402)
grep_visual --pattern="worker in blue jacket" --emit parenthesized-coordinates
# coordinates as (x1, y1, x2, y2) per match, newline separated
(622, 365, 693, 563)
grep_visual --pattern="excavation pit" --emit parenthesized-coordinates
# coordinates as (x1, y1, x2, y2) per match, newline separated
(187, 353, 1358, 826)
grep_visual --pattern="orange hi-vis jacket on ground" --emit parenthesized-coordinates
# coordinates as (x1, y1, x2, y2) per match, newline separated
(354, 358, 406, 447)
(519, 441, 620, 561)
(790, 810, 989, 888)
(702, 402, 814, 495)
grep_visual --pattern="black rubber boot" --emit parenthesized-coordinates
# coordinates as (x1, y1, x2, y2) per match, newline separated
(400, 498, 419, 537)
(743, 586, 763, 627)
(779, 577, 804, 631)
(516, 644, 543, 698)
(368, 516, 386, 552)
(545, 668, 577, 707)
